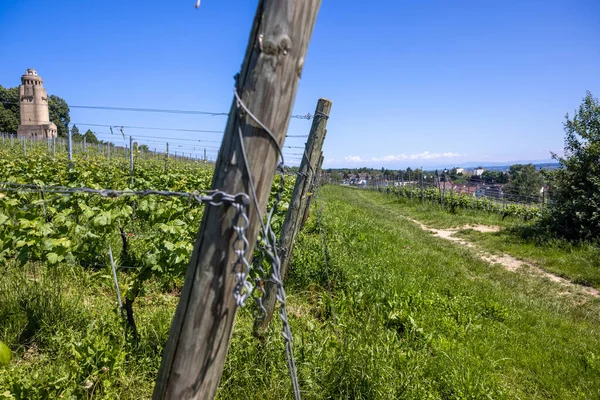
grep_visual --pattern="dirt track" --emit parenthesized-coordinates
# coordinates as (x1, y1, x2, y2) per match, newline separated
(405, 217, 600, 298)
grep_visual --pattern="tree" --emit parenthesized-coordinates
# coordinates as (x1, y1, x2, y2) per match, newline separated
(481, 170, 509, 184)
(48, 95, 70, 138)
(504, 164, 543, 197)
(84, 129, 99, 144)
(71, 125, 83, 141)
(545, 91, 600, 241)
(0, 85, 19, 133)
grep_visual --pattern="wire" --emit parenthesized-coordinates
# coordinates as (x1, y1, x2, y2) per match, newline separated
(72, 123, 308, 139)
(72, 123, 223, 134)
(71, 105, 228, 116)
(1, 102, 312, 120)
(91, 131, 221, 143)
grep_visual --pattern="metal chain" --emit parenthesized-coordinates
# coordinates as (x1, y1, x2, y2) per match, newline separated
(232, 195, 252, 306)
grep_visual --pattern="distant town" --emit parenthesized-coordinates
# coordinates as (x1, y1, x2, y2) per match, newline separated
(323, 162, 558, 204)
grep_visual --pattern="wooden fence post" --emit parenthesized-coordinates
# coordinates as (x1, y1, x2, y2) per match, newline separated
(129, 136, 134, 185)
(152, 1, 322, 398)
(300, 150, 324, 229)
(255, 99, 331, 335)
(436, 170, 442, 208)
(67, 127, 73, 170)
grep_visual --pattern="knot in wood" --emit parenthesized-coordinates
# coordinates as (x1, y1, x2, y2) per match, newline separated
(261, 34, 292, 56)
(262, 37, 278, 55)
(296, 57, 305, 77)
(279, 35, 292, 55)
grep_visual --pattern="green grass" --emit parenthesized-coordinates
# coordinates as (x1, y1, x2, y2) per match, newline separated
(219, 185, 600, 399)
(368, 187, 600, 290)
(3, 185, 600, 399)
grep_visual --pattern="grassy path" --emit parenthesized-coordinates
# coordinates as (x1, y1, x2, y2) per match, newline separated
(219, 185, 600, 399)
(362, 187, 600, 290)
(400, 213, 599, 298)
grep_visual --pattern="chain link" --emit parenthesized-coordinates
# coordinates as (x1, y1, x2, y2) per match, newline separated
(232, 197, 252, 306)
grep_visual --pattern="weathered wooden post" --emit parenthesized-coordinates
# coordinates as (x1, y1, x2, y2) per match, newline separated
(129, 136, 134, 184)
(436, 170, 442, 208)
(152, 1, 322, 398)
(409, 170, 413, 201)
(442, 170, 446, 210)
(420, 169, 424, 204)
(300, 149, 324, 229)
(67, 127, 73, 170)
(165, 142, 170, 173)
(256, 99, 331, 335)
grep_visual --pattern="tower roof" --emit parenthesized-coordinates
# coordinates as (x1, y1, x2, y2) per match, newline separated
(21, 69, 43, 83)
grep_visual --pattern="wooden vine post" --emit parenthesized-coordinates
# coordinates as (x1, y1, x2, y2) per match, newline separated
(152, 1, 322, 399)
(300, 149, 324, 229)
(255, 98, 331, 335)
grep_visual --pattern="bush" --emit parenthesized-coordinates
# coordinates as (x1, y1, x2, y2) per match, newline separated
(542, 91, 600, 242)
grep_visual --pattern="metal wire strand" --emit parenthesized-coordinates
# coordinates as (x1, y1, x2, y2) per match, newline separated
(0, 182, 247, 207)
(232, 88, 302, 400)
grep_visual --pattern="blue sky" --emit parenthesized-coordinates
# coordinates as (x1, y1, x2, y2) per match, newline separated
(1, 0, 599, 168)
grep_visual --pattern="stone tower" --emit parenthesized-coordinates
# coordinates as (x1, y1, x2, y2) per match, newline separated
(17, 69, 57, 138)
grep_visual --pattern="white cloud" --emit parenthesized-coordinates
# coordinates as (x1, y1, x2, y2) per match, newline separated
(371, 151, 465, 162)
(344, 155, 364, 163)
(324, 157, 337, 164)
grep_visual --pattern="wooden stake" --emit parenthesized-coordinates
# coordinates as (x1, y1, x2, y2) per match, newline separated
(255, 99, 331, 335)
(152, 1, 322, 398)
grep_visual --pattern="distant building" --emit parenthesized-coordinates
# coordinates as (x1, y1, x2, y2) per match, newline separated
(475, 184, 503, 199)
(455, 167, 465, 174)
(17, 69, 57, 138)
(454, 184, 477, 196)
(473, 168, 485, 176)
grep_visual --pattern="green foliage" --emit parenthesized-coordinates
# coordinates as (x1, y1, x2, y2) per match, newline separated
(70, 125, 83, 142)
(543, 91, 600, 242)
(504, 164, 544, 197)
(0, 85, 19, 133)
(48, 95, 70, 138)
(481, 170, 508, 184)
(383, 185, 541, 220)
(0, 141, 224, 296)
(0, 341, 11, 365)
(84, 129, 99, 144)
